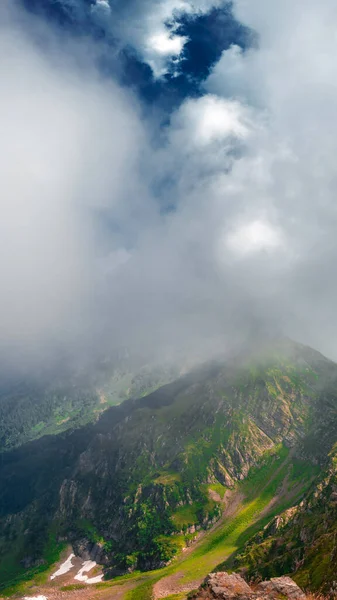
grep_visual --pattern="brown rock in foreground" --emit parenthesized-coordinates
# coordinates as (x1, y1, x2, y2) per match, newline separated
(190, 572, 306, 600)
(255, 577, 306, 600)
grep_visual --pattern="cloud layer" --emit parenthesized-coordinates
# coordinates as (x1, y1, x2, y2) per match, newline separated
(90, 0, 227, 76)
(2, 0, 337, 368)
(0, 2, 146, 364)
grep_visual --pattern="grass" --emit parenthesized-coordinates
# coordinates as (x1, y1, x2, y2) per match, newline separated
(173, 450, 291, 583)
(0, 526, 66, 596)
(154, 472, 182, 485)
(171, 497, 217, 529)
(60, 583, 86, 591)
(171, 505, 200, 528)
(4, 445, 316, 600)
(208, 483, 226, 499)
(125, 577, 160, 600)
(123, 445, 316, 600)
(289, 457, 320, 486)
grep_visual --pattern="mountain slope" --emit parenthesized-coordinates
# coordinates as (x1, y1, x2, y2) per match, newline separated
(1, 339, 337, 594)
(235, 444, 337, 593)
(0, 360, 180, 452)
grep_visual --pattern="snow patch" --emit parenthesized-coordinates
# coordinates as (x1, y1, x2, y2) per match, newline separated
(23, 596, 48, 600)
(50, 553, 75, 579)
(74, 560, 103, 584)
(85, 574, 104, 584)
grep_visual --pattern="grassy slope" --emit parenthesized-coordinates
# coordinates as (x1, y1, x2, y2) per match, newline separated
(236, 447, 337, 593)
(125, 445, 316, 600)
(1, 446, 318, 600)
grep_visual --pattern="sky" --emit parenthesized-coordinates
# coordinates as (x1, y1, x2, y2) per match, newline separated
(2, 0, 337, 369)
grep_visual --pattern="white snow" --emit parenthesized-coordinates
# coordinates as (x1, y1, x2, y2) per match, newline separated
(74, 560, 96, 581)
(74, 560, 103, 584)
(23, 596, 48, 600)
(85, 574, 104, 584)
(49, 555, 103, 586)
(50, 553, 75, 580)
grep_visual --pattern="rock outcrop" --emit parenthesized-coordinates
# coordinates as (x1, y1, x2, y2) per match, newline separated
(190, 572, 306, 600)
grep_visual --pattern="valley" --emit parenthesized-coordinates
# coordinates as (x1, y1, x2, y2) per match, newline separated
(0, 441, 321, 599)
(0, 362, 180, 452)
(1, 340, 337, 599)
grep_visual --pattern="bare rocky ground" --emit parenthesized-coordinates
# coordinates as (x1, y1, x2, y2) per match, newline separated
(190, 572, 307, 600)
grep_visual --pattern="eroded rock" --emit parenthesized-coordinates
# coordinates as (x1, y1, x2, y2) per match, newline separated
(190, 572, 306, 600)
(255, 577, 306, 600)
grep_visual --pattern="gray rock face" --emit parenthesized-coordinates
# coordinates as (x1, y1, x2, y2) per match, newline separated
(255, 577, 306, 600)
(207, 573, 252, 600)
(190, 572, 306, 600)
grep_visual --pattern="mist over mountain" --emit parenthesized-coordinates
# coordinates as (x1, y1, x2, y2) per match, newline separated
(2, 2, 337, 598)
(1, 0, 337, 376)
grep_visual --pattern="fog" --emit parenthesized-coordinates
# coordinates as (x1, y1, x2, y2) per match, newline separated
(2, 0, 337, 372)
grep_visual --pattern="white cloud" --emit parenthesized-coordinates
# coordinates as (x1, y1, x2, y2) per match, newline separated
(175, 95, 251, 145)
(145, 30, 187, 76)
(203, 0, 337, 355)
(94, 0, 110, 9)
(225, 219, 283, 256)
(0, 2, 146, 362)
(117, 0, 337, 359)
(91, 0, 111, 18)
(4, 0, 337, 368)
(148, 32, 186, 56)
(91, 0, 227, 76)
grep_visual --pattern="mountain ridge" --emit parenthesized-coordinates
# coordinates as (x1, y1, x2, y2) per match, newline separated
(1, 339, 337, 596)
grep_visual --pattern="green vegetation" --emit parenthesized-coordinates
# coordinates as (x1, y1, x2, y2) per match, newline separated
(125, 577, 158, 600)
(0, 363, 179, 452)
(0, 381, 100, 451)
(171, 497, 217, 529)
(1, 339, 337, 594)
(0, 529, 65, 596)
(60, 583, 86, 591)
(171, 505, 200, 528)
(168, 447, 293, 583)
(121, 445, 316, 600)
(209, 482, 226, 499)
(154, 472, 182, 485)
(236, 446, 337, 593)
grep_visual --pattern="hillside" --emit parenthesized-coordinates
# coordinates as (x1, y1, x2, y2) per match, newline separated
(235, 445, 337, 593)
(1, 339, 337, 597)
(0, 360, 180, 452)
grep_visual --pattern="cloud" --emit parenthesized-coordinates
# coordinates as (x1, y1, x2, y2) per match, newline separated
(203, 0, 337, 355)
(0, 1, 146, 365)
(225, 219, 284, 256)
(103, 0, 337, 360)
(3, 0, 337, 371)
(171, 95, 251, 145)
(25, 0, 247, 83)
(83, 0, 228, 76)
(116, 0, 227, 76)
